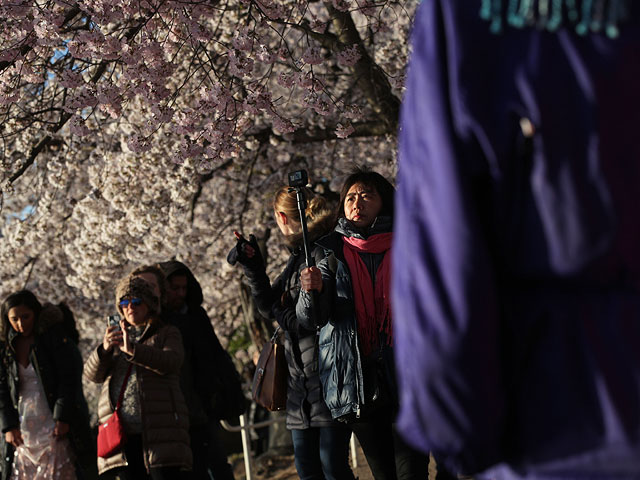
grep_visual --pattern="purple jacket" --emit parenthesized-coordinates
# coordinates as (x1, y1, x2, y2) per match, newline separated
(393, 1, 640, 478)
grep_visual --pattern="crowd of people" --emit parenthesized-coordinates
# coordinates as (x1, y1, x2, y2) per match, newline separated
(1, 1, 639, 479)
(230, 168, 456, 480)
(0, 165, 449, 480)
(0, 261, 240, 480)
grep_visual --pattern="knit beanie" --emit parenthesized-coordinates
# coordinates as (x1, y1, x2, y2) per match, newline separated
(115, 276, 160, 317)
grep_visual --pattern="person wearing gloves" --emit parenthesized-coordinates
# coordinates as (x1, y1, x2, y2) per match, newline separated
(228, 185, 355, 480)
(296, 167, 451, 480)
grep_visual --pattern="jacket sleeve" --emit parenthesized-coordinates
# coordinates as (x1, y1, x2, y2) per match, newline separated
(276, 247, 329, 333)
(243, 259, 279, 318)
(392, 1, 504, 473)
(295, 253, 334, 331)
(127, 325, 184, 376)
(83, 344, 116, 384)
(0, 350, 18, 433)
(271, 302, 300, 333)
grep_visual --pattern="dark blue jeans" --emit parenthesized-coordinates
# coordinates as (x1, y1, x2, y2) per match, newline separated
(291, 425, 356, 480)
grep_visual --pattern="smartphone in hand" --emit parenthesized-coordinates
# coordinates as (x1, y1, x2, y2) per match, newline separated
(107, 314, 121, 331)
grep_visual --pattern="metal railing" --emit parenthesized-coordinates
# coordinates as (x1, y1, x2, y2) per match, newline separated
(220, 413, 358, 480)
(220, 413, 282, 480)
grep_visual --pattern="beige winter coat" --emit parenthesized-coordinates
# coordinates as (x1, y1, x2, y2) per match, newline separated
(84, 322, 192, 475)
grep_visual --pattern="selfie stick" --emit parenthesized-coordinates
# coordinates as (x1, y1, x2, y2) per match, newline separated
(296, 190, 315, 269)
(288, 170, 318, 327)
(288, 170, 315, 269)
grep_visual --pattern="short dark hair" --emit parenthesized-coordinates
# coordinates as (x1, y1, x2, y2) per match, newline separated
(1, 290, 43, 342)
(338, 166, 395, 219)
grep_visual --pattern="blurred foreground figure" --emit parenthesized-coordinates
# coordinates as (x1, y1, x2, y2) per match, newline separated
(393, 1, 640, 478)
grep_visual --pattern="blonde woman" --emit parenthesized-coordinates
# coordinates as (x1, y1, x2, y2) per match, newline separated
(229, 185, 355, 480)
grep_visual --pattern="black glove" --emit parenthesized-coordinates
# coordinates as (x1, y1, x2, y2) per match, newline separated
(227, 234, 265, 271)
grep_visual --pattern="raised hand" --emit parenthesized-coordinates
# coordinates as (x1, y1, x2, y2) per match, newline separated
(103, 325, 123, 352)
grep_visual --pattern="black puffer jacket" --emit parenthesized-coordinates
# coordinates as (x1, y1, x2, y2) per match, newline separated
(243, 210, 337, 429)
(0, 304, 95, 479)
(160, 260, 245, 424)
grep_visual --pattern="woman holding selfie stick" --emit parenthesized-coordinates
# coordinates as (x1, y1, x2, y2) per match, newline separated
(296, 167, 452, 480)
(84, 274, 191, 479)
(229, 184, 355, 480)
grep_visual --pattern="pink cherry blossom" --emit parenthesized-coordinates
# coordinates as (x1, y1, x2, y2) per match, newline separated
(0, 0, 415, 415)
(302, 47, 323, 65)
(335, 122, 355, 139)
(337, 45, 361, 67)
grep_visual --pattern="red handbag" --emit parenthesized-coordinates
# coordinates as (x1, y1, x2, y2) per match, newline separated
(97, 363, 132, 458)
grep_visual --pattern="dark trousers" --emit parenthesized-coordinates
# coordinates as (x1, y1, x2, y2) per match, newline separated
(291, 425, 356, 480)
(108, 435, 181, 480)
(349, 409, 453, 480)
(186, 422, 235, 480)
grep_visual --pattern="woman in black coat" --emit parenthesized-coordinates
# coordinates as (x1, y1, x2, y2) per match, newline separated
(230, 185, 355, 480)
(0, 290, 95, 480)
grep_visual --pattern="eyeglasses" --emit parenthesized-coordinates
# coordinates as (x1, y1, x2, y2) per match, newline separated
(119, 298, 143, 308)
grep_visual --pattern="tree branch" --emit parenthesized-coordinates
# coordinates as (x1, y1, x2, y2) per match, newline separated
(276, 120, 394, 144)
(190, 158, 234, 222)
(322, 2, 400, 129)
(0, 6, 82, 74)
(7, 12, 156, 186)
(9, 135, 52, 183)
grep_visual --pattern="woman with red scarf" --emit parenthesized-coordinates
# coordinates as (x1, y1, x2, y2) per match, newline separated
(297, 168, 444, 480)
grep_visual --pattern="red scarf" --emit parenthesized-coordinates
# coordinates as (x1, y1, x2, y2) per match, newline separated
(342, 232, 393, 357)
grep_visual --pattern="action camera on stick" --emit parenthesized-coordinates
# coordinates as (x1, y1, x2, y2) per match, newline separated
(288, 170, 308, 188)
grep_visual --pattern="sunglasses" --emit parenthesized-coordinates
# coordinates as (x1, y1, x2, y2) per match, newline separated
(119, 298, 143, 308)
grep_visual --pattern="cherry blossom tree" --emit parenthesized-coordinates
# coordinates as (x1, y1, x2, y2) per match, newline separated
(0, 0, 415, 392)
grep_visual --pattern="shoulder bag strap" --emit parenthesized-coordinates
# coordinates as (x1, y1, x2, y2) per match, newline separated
(114, 362, 133, 412)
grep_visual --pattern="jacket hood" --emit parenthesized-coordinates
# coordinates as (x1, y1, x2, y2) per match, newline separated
(284, 207, 336, 249)
(34, 303, 64, 335)
(159, 260, 204, 307)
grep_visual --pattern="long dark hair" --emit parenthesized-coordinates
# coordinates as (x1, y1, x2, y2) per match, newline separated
(0, 290, 43, 342)
(338, 166, 395, 219)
